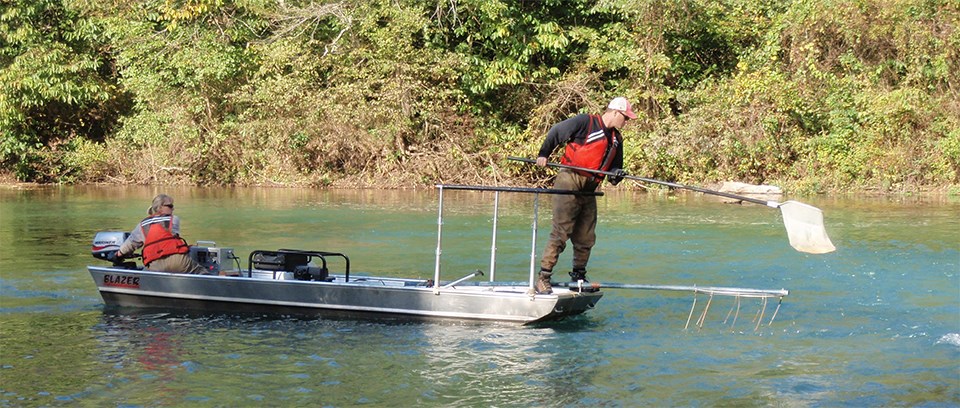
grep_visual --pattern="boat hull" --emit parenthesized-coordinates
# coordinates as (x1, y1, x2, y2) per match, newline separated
(88, 266, 603, 324)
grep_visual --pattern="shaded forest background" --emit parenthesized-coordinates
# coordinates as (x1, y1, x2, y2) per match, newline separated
(2, 0, 958, 193)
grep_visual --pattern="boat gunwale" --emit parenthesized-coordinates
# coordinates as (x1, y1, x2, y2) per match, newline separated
(88, 266, 604, 324)
(87, 266, 596, 298)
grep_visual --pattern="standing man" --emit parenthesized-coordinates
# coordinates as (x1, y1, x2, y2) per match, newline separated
(534, 97, 635, 294)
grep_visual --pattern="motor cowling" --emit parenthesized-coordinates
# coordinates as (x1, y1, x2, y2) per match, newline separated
(92, 231, 128, 261)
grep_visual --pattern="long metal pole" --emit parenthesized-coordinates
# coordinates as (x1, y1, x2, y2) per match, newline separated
(455, 281, 789, 298)
(506, 156, 835, 254)
(489, 191, 499, 281)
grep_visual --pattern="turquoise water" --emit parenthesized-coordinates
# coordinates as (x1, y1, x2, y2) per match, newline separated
(1, 186, 957, 406)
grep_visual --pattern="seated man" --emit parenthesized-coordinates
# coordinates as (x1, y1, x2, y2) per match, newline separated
(114, 194, 207, 274)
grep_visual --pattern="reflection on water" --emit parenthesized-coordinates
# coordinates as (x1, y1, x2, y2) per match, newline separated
(0, 186, 958, 406)
(78, 312, 603, 406)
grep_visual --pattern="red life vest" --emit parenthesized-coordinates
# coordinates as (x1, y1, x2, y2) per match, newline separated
(140, 215, 190, 265)
(561, 114, 622, 181)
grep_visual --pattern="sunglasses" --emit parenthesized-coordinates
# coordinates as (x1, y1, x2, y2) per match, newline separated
(163, 204, 175, 209)
(618, 111, 631, 121)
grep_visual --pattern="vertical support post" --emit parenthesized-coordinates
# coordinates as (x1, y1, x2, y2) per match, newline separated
(528, 193, 540, 291)
(489, 191, 500, 281)
(434, 186, 444, 294)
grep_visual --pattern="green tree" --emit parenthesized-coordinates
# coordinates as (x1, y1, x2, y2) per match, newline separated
(0, 0, 129, 181)
(2, 0, 955, 192)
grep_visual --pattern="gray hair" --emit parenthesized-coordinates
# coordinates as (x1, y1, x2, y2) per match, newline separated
(148, 194, 174, 215)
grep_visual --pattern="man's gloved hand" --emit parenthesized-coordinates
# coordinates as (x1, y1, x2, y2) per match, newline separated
(609, 168, 627, 185)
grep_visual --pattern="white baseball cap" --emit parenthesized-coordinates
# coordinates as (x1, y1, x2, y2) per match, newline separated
(607, 97, 637, 119)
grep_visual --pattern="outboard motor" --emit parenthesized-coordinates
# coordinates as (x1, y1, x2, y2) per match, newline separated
(92, 231, 127, 261)
(91, 231, 137, 268)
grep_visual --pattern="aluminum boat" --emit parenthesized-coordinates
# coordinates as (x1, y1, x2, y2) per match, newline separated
(87, 185, 604, 324)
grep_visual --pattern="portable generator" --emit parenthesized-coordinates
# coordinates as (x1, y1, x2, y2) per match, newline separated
(190, 242, 238, 275)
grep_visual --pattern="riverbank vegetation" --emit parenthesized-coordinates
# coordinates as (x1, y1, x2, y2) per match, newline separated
(2, 0, 958, 193)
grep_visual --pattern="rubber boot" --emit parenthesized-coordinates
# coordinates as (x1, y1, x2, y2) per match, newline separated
(569, 267, 598, 292)
(535, 270, 553, 294)
(569, 267, 588, 283)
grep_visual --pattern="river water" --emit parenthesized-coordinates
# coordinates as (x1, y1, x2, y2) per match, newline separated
(1, 185, 957, 406)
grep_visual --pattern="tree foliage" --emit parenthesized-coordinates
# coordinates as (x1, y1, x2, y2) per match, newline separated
(0, 0, 130, 181)
(1, 0, 957, 193)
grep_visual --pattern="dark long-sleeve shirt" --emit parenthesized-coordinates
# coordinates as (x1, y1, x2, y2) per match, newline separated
(537, 114, 624, 173)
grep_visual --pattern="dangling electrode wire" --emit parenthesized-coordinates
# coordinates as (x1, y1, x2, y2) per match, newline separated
(685, 293, 699, 330)
(754, 297, 769, 331)
(768, 297, 783, 326)
(696, 294, 715, 330)
(679, 292, 783, 332)
(723, 295, 742, 329)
